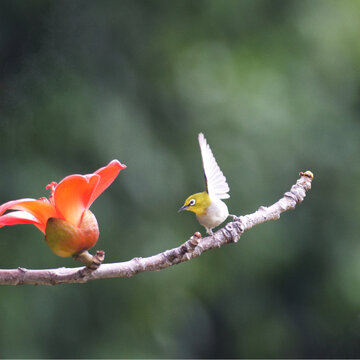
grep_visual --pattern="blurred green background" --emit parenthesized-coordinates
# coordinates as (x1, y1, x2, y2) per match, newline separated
(1, 0, 360, 358)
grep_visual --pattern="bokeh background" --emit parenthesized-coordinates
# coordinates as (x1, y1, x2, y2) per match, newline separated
(1, 0, 360, 358)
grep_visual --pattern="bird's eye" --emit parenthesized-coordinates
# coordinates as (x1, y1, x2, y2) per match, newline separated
(189, 199, 196, 206)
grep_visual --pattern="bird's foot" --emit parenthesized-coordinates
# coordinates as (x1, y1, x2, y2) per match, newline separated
(206, 228, 214, 236)
(228, 214, 239, 221)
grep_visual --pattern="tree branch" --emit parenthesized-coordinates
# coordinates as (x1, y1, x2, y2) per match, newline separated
(0, 171, 314, 286)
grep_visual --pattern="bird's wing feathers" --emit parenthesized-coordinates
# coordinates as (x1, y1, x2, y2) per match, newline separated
(198, 133, 230, 199)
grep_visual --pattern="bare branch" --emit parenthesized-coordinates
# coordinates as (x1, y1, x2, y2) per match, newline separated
(0, 171, 314, 286)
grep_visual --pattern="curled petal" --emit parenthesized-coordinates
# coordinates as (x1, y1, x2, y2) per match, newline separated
(88, 159, 126, 206)
(0, 198, 36, 216)
(54, 174, 100, 227)
(11, 199, 58, 227)
(0, 211, 44, 232)
(0, 198, 58, 230)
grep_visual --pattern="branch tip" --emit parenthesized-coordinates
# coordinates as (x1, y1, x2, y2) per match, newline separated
(299, 170, 314, 180)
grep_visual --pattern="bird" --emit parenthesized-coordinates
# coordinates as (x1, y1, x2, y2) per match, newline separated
(178, 133, 234, 235)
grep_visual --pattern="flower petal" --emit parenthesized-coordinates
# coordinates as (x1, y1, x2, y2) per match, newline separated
(11, 199, 58, 226)
(88, 159, 126, 206)
(0, 198, 36, 216)
(0, 198, 58, 228)
(54, 174, 100, 227)
(0, 211, 44, 232)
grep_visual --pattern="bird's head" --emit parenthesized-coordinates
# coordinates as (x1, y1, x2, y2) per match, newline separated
(178, 192, 211, 216)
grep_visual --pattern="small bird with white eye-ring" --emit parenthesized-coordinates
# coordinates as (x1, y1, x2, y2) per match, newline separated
(178, 133, 236, 235)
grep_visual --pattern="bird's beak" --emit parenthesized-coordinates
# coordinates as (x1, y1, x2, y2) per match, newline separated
(178, 205, 189, 213)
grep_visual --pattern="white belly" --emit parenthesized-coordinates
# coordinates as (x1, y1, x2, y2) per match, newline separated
(196, 197, 229, 229)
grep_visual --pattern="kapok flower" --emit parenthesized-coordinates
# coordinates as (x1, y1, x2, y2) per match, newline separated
(0, 160, 126, 257)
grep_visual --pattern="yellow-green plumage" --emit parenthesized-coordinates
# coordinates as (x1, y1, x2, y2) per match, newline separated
(182, 192, 211, 217)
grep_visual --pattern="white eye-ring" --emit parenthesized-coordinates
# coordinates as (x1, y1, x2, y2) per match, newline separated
(189, 199, 196, 206)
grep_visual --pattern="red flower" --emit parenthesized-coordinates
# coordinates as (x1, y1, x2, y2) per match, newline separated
(0, 160, 126, 257)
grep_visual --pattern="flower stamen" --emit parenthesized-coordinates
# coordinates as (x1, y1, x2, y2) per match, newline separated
(45, 182, 58, 204)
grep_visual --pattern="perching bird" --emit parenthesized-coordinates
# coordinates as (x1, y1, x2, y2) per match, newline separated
(179, 133, 234, 235)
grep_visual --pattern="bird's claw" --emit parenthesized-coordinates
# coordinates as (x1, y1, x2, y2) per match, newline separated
(206, 228, 214, 236)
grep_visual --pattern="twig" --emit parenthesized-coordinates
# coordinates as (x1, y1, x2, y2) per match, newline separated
(0, 171, 314, 286)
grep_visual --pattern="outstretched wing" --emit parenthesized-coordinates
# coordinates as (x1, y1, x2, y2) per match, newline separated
(198, 133, 230, 199)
